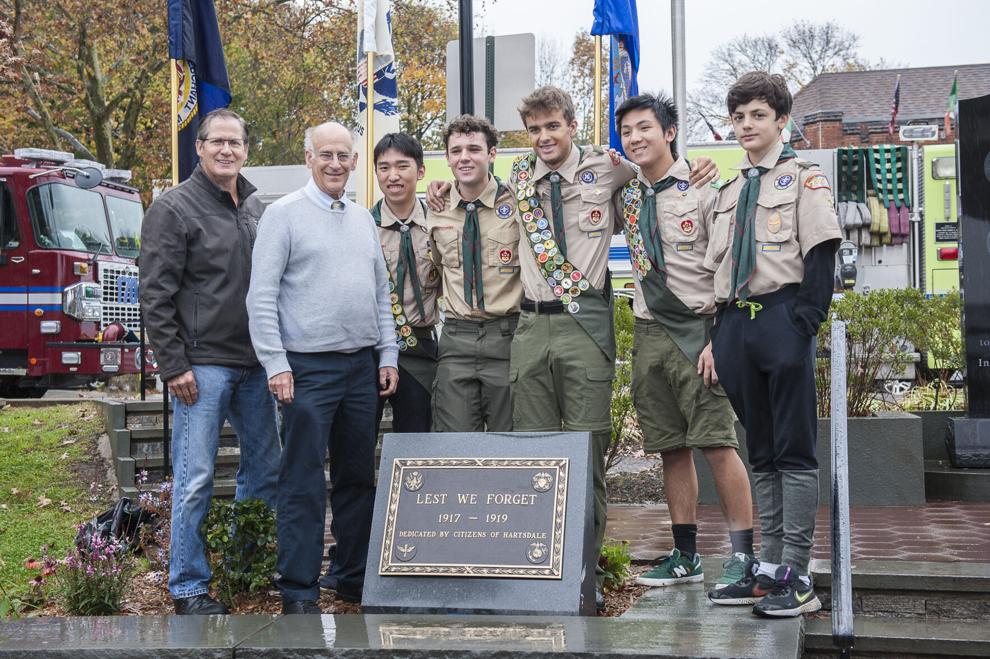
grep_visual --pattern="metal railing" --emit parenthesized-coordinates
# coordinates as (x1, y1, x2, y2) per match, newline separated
(830, 319, 855, 656)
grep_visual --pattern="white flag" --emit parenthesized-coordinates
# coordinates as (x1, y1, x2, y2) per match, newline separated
(356, 0, 400, 205)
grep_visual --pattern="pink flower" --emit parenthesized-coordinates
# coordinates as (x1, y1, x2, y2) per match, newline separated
(24, 558, 40, 570)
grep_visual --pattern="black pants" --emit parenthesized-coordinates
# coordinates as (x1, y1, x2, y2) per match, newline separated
(375, 342, 436, 434)
(276, 348, 377, 602)
(711, 285, 818, 473)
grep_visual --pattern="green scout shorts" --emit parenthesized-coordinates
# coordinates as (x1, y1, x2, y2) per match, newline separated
(631, 318, 738, 454)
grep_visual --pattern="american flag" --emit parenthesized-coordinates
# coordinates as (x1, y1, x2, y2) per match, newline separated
(887, 74, 901, 136)
(701, 113, 723, 141)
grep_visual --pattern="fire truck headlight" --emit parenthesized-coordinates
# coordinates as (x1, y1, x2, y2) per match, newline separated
(40, 320, 61, 334)
(63, 282, 103, 321)
(61, 351, 82, 365)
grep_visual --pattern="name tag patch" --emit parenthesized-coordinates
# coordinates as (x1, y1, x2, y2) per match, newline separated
(499, 266, 515, 274)
(761, 244, 782, 252)
(675, 243, 693, 251)
(587, 230, 604, 238)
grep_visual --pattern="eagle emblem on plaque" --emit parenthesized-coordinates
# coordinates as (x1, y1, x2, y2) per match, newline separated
(527, 542, 549, 564)
(532, 471, 554, 492)
(396, 544, 417, 561)
(404, 470, 424, 491)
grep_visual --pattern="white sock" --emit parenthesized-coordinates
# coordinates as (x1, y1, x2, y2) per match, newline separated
(797, 575, 812, 587)
(756, 561, 781, 579)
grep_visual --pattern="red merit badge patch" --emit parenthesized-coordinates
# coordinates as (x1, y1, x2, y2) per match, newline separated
(680, 219, 695, 235)
(804, 174, 831, 190)
(590, 209, 603, 224)
(499, 248, 513, 264)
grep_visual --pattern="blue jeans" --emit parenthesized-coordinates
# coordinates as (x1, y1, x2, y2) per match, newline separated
(168, 365, 281, 599)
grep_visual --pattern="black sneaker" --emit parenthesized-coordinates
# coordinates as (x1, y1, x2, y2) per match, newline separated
(708, 558, 773, 606)
(752, 566, 821, 618)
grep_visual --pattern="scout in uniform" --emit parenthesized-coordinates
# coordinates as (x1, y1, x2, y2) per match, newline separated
(704, 72, 841, 618)
(370, 133, 441, 432)
(505, 86, 717, 610)
(427, 115, 522, 431)
(612, 93, 755, 591)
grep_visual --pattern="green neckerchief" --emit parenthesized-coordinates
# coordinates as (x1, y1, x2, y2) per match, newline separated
(731, 143, 797, 313)
(458, 199, 485, 311)
(637, 176, 680, 280)
(549, 172, 566, 256)
(372, 199, 427, 320)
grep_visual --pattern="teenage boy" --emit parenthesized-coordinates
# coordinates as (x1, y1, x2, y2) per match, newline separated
(370, 133, 440, 433)
(426, 114, 521, 431)
(613, 93, 755, 590)
(704, 72, 840, 617)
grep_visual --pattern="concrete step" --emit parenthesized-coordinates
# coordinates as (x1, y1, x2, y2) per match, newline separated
(803, 616, 990, 657)
(212, 471, 333, 498)
(810, 559, 990, 620)
(926, 459, 990, 502)
(121, 445, 241, 469)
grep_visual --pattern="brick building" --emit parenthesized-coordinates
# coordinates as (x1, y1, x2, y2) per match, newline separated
(788, 63, 990, 149)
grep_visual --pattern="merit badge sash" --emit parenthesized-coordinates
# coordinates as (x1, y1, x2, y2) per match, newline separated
(512, 152, 615, 362)
(621, 179, 710, 364)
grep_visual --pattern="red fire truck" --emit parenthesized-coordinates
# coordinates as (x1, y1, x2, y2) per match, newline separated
(0, 148, 155, 398)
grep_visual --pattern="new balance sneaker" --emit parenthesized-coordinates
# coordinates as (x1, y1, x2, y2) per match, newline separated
(635, 548, 704, 587)
(752, 566, 822, 618)
(712, 552, 753, 591)
(707, 557, 772, 605)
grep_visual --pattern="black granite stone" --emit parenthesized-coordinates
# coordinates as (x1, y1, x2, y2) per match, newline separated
(952, 93, 990, 466)
(362, 432, 596, 616)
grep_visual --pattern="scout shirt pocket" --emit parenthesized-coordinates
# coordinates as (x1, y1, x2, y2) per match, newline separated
(486, 225, 520, 269)
(755, 188, 797, 246)
(578, 187, 612, 235)
(661, 198, 701, 252)
(704, 198, 735, 271)
(434, 228, 461, 268)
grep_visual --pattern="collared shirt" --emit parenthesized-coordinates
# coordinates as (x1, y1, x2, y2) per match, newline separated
(376, 199, 441, 327)
(512, 145, 636, 302)
(615, 158, 718, 319)
(427, 175, 522, 320)
(705, 141, 842, 302)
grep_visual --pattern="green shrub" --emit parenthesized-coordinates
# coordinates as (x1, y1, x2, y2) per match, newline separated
(598, 538, 632, 593)
(202, 498, 277, 607)
(607, 300, 639, 470)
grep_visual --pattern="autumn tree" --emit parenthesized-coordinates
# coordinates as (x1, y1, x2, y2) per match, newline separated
(567, 31, 608, 145)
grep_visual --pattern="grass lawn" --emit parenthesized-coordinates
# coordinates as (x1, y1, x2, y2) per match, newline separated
(0, 404, 112, 598)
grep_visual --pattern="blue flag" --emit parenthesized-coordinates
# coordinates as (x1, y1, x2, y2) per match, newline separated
(168, 0, 232, 182)
(591, 0, 639, 154)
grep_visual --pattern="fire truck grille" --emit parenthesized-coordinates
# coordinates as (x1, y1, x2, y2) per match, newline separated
(100, 263, 141, 329)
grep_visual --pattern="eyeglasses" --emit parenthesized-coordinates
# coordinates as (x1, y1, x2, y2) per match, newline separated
(201, 137, 246, 150)
(315, 151, 354, 165)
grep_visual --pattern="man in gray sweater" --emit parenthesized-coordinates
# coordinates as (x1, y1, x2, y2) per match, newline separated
(247, 121, 398, 614)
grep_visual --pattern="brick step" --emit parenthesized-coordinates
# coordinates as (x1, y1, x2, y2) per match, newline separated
(925, 459, 990, 502)
(803, 616, 990, 657)
(810, 558, 990, 620)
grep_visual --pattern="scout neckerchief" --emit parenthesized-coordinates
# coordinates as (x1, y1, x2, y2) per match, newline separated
(372, 200, 427, 351)
(620, 175, 710, 363)
(373, 199, 428, 319)
(731, 143, 797, 318)
(455, 178, 510, 312)
(512, 150, 616, 362)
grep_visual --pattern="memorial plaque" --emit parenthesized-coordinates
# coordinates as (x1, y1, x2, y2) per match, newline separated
(379, 458, 568, 578)
(363, 432, 596, 616)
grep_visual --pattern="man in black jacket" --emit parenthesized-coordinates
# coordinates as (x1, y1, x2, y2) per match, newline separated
(140, 108, 280, 615)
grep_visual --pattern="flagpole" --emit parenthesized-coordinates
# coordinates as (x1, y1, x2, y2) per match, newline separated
(365, 51, 376, 208)
(593, 36, 602, 145)
(170, 59, 179, 186)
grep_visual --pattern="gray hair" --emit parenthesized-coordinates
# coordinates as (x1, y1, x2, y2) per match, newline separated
(303, 122, 358, 157)
(196, 109, 249, 142)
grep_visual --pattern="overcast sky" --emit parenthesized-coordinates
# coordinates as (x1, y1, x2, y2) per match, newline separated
(482, 0, 987, 94)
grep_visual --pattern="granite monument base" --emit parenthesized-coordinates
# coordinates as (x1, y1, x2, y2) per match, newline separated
(948, 417, 990, 468)
(362, 431, 596, 616)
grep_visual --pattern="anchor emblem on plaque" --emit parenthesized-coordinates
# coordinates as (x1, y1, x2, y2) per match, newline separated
(527, 542, 549, 564)
(404, 470, 424, 491)
(396, 544, 417, 561)
(532, 471, 554, 492)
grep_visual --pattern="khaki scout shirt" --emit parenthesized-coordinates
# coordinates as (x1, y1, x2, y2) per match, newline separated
(614, 158, 718, 320)
(427, 175, 522, 321)
(512, 145, 636, 302)
(705, 141, 841, 302)
(377, 199, 441, 328)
